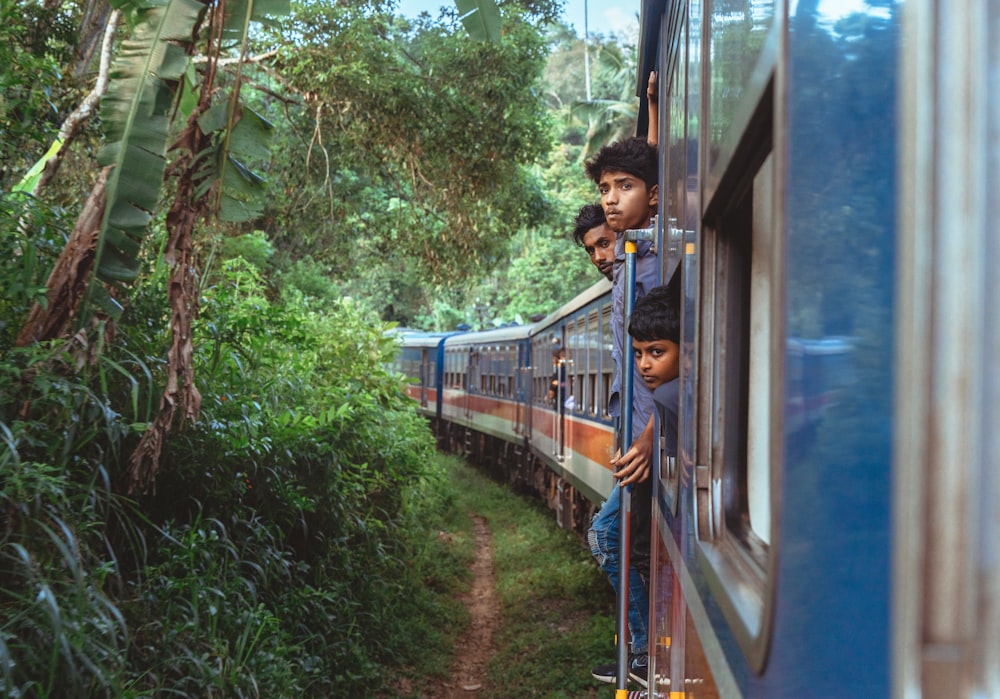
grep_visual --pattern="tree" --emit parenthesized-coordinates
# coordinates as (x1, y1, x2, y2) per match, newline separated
(258, 0, 560, 320)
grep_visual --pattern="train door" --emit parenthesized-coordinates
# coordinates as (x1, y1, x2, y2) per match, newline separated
(515, 341, 529, 437)
(552, 329, 568, 461)
(419, 347, 429, 408)
(464, 346, 478, 420)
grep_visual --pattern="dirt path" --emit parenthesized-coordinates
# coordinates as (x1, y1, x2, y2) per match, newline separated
(442, 514, 500, 697)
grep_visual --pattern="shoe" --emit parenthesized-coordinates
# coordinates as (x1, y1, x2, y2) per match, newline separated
(628, 653, 649, 689)
(590, 661, 616, 684)
(590, 653, 648, 686)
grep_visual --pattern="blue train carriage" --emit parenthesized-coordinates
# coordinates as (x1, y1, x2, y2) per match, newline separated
(439, 323, 535, 482)
(525, 278, 616, 531)
(637, 0, 999, 697)
(390, 329, 463, 437)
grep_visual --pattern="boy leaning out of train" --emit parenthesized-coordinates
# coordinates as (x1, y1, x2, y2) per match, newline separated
(584, 135, 660, 688)
(624, 284, 681, 596)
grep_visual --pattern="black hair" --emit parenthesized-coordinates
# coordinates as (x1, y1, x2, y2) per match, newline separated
(584, 137, 658, 190)
(571, 203, 607, 246)
(628, 284, 680, 344)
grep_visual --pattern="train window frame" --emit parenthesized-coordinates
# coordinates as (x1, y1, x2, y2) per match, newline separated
(600, 303, 613, 419)
(587, 309, 600, 415)
(694, 80, 781, 674)
(574, 313, 585, 414)
(534, 336, 548, 405)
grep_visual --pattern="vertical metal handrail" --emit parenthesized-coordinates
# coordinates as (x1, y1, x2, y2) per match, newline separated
(615, 220, 655, 695)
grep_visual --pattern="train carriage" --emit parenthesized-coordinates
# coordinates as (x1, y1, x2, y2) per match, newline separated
(526, 279, 616, 506)
(392, 329, 459, 425)
(640, 0, 1000, 697)
(440, 323, 534, 454)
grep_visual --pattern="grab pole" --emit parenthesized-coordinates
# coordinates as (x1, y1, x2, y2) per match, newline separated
(616, 222, 656, 697)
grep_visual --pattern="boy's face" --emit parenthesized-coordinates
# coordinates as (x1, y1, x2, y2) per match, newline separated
(633, 338, 680, 390)
(597, 170, 658, 233)
(581, 223, 615, 280)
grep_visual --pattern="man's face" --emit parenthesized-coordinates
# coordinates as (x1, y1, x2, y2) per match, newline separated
(581, 223, 615, 281)
(597, 170, 658, 233)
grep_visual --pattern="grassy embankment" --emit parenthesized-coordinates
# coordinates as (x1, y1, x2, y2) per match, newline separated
(395, 454, 624, 698)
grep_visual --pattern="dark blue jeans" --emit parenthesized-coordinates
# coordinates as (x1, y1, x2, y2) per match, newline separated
(587, 484, 649, 655)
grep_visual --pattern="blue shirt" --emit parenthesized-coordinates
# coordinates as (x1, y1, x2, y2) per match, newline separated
(608, 227, 660, 442)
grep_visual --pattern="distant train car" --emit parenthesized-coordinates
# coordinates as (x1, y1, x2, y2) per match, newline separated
(391, 329, 462, 429)
(439, 323, 533, 458)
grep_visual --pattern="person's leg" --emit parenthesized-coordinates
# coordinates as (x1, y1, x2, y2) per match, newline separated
(627, 478, 652, 687)
(588, 486, 650, 684)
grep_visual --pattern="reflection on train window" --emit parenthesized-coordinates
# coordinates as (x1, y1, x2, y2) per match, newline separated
(696, 119, 777, 671)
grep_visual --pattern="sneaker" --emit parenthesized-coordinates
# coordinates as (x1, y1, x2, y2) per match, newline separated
(590, 654, 648, 686)
(628, 653, 649, 689)
(590, 661, 616, 684)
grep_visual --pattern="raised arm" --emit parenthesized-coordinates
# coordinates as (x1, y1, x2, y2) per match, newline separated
(646, 71, 659, 147)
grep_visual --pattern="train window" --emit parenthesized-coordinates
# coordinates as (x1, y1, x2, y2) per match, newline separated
(504, 346, 511, 397)
(583, 310, 601, 415)
(695, 91, 778, 672)
(601, 304, 613, 418)
(495, 346, 502, 397)
(534, 338, 547, 404)
(576, 315, 586, 413)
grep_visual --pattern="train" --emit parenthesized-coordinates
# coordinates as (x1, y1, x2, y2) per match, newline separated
(396, 0, 999, 696)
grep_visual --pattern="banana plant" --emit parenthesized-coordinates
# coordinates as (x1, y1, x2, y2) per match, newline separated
(15, 0, 289, 490)
(455, 0, 502, 42)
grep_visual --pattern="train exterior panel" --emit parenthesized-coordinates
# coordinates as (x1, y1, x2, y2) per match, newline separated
(638, 0, 898, 696)
(641, 1, 999, 697)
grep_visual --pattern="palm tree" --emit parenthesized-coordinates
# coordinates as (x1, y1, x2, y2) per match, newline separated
(569, 40, 639, 157)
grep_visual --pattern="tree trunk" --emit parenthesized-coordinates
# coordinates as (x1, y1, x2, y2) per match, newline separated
(15, 168, 110, 346)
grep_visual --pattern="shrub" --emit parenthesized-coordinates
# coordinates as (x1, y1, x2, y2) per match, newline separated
(0, 244, 443, 696)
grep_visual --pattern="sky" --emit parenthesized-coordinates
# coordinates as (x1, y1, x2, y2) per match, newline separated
(395, 0, 640, 38)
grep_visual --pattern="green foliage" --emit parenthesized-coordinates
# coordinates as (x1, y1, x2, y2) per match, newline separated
(0, 230, 458, 695)
(95, 0, 203, 290)
(456, 0, 502, 42)
(496, 225, 596, 322)
(0, 0, 76, 192)
(259, 0, 560, 322)
(0, 194, 69, 348)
